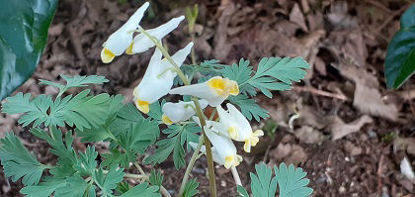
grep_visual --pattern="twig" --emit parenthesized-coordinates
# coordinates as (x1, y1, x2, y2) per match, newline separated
(293, 85, 348, 101)
(374, 5, 409, 34)
(365, 0, 393, 14)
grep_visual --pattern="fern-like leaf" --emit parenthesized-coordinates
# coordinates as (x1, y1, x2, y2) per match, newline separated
(275, 163, 313, 197)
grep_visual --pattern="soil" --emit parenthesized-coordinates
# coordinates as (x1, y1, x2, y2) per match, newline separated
(1, 0, 415, 196)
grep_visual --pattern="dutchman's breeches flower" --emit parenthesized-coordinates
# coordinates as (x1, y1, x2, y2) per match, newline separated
(169, 76, 239, 107)
(127, 16, 185, 54)
(214, 103, 264, 153)
(134, 42, 193, 114)
(190, 126, 242, 169)
(101, 2, 149, 63)
(162, 99, 208, 125)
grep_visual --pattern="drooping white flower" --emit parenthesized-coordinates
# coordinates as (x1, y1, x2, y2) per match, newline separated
(213, 103, 264, 153)
(189, 128, 242, 169)
(133, 42, 193, 113)
(169, 76, 239, 107)
(126, 16, 185, 55)
(162, 99, 208, 125)
(101, 2, 149, 63)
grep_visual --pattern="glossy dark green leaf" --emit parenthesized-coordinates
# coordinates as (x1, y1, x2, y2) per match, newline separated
(385, 4, 415, 89)
(0, 0, 58, 100)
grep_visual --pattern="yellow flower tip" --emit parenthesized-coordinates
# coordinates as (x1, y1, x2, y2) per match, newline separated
(135, 99, 150, 114)
(125, 42, 134, 55)
(254, 129, 264, 137)
(162, 114, 174, 125)
(243, 139, 251, 153)
(207, 77, 226, 95)
(227, 126, 238, 139)
(229, 80, 239, 95)
(224, 155, 242, 168)
(224, 155, 235, 169)
(101, 48, 115, 63)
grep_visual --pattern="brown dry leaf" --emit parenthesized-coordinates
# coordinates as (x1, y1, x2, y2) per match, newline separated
(338, 65, 400, 121)
(297, 105, 330, 129)
(295, 126, 324, 144)
(271, 143, 307, 164)
(344, 141, 362, 156)
(394, 137, 415, 156)
(289, 3, 308, 31)
(330, 115, 373, 140)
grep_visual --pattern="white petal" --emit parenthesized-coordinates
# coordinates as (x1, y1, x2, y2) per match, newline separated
(162, 100, 200, 123)
(189, 142, 223, 165)
(204, 128, 237, 161)
(132, 16, 185, 54)
(169, 83, 225, 107)
(401, 157, 415, 180)
(122, 2, 149, 31)
(170, 42, 193, 68)
(135, 49, 171, 103)
(103, 2, 149, 56)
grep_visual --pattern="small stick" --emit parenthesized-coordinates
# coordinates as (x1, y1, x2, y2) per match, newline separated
(293, 86, 348, 101)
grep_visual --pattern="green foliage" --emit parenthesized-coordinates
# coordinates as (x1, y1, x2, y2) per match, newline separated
(0, 132, 48, 186)
(228, 94, 269, 121)
(144, 124, 199, 169)
(239, 162, 312, 197)
(40, 75, 108, 97)
(222, 57, 308, 98)
(221, 57, 308, 121)
(237, 185, 249, 197)
(93, 167, 125, 196)
(149, 170, 164, 187)
(250, 162, 278, 197)
(77, 100, 159, 168)
(2, 89, 111, 130)
(385, 4, 415, 88)
(182, 178, 199, 197)
(119, 183, 160, 197)
(0, 0, 58, 100)
(275, 163, 313, 197)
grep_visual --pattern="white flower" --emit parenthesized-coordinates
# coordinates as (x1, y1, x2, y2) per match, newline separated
(189, 129, 242, 169)
(101, 2, 149, 63)
(126, 16, 185, 55)
(213, 103, 264, 153)
(169, 76, 239, 107)
(134, 42, 193, 113)
(162, 99, 208, 125)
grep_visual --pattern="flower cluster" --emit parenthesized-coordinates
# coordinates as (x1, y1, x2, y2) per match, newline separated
(101, 2, 263, 169)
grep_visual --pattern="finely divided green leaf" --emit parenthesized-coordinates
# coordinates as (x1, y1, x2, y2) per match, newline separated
(93, 167, 125, 197)
(228, 94, 269, 121)
(237, 185, 249, 197)
(40, 75, 108, 96)
(275, 163, 313, 197)
(0, 132, 47, 186)
(182, 178, 199, 197)
(120, 183, 160, 197)
(222, 57, 308, 98)
(149, 170, 164, 187)
(250, 163, 278, 197)
(144, 124, 199, 169)
(2, 89, 111, 130)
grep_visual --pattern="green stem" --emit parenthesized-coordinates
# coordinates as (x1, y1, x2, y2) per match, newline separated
(178, 136, 204, 196)
(138, 27, 189, 86)
(140, 27, 217, 197)
(193, 98, 217, 197)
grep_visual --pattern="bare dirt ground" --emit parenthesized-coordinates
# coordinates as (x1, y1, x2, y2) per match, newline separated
(1, 0, 415, 196)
